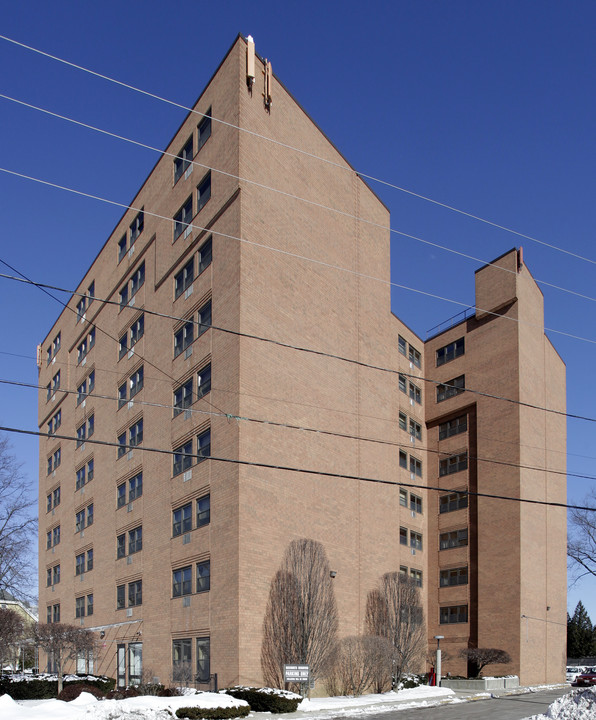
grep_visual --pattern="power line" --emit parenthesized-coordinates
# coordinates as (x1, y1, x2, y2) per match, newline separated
(1, 92, 594, 306)
(3, 377, 590, 481)
(0, 33, 593, 267)
(2, 423, 589, 512)
(0, 169, 594, 348)
(1, 269, 592, 424)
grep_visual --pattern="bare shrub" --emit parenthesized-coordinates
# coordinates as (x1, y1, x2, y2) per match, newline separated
(326, 635, 393, 697)
(459, 647, 511, 677)
(33, 623, 95, 694)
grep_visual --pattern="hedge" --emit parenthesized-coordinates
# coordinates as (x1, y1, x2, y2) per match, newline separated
(175, 705, 250, 719)
(223, 687, 301, 714)
(0, 674, 115, 699)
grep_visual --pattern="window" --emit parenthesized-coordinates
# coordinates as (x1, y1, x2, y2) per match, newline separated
(48, 603, 60, 623)
(440, 567, 468, 587)
(173, 503, 192, 537)
(118, 383, 127, 409)
(117, 472, 143, 508)
(437, 337, 465, 367)
(175, 258, 194, 298)
(399, 566, 408, 575)
(173, 566, 192, 597)
(409, 419, 421, 440)
(197, 300, 212, 336)
(198, 236, 212, 275)
(174, 136, 194, 183)
(76, 297, 86, 322)
(47, 333, 61, 364)
(47, 409, 61, 436)
(174, 378, 193, 416)
(172, 639, 192, 681)
(128, 419, 144, 449)
(118, 234, 127, 263)
(87, 594, 94, 616)
(117, 534, 126, 559)
(76, 459, 94, 491)
(117, 584, 125, 609)
(46, 487, 60, 512)
(410, 456, 422, 477)
(174, 197, 193, 241)
(410, 494, 422, 514)
(197, 109, 212, 152)
(129, 526, 142, 554)
(76, 415, 94, 448)
(409, 382, 421, 404)
(173, 440, 193, 476)
(398, 374, 407, 393)
(439, 492, 468, 514)
(174, 320, 194, 357)
(437, 375, 465, 403)
(440, 605, 468, 624)
(438, 415, 467, 440)
(398, 412, 407, 431)
(128, 580, 142, 607)
(196, 637, 210, 683)
(47, 564, 60, 587)
(408, 344, 421, 368)
(197, 429, 211, 461)
(197, 173, 211, 214)
(130, 209, 144, 244)
(47, 371, 60, 400)
(119, 283, 129, 308)
(439, 453, 468, 476)
(399, 450, 407, 469)
(75, 550, 92, 575)
(77, 328, 96, 364)
(399, 489, 407, 507)
(410, 568, 423, 587)
(440, 528, 468, 550)
(117, 484, 126, 509)
(47, 448, 61, 474)
(399, 527, 408, 546)
(398, 335, 407, 356)
(197, 495, 210, 528)
(77, 372, 94, 404)
(197, 364, 211, 399)
(130, 367, 144, 398)
(130, 263, 145, 297)
(196, 561, 210, 593)
(75, 596, 85, 618)
(410, 531, 423, 551)
(130, 314, 144, 347)
(75, 503, 93, 532)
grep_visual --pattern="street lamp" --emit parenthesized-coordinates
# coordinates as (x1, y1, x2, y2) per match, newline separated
(434, 635, 444, 687)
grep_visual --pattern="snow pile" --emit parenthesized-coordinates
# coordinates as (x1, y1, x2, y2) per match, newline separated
(298, 686, 455, 715)
(522, 688, 596, 720)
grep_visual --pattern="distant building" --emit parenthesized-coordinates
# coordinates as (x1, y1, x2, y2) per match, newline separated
(37, 35, 566, 688)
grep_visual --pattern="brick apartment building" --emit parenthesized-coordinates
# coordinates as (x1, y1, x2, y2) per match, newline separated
(37, 35, 566, 688)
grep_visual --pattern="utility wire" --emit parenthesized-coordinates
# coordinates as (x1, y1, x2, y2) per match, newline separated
(0, 171, 594, 348)
(0, 269, 591, 423)
(2, 423, 590, 512)
(2, 377, 588, 481)
(0, 33, 593, 267)
(1, 92, 593, 305)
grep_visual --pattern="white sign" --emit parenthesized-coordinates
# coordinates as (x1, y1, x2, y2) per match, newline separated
(284, 664, 310, 682)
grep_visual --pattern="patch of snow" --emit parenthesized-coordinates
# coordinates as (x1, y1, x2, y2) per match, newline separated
(521, 687, 596, 720)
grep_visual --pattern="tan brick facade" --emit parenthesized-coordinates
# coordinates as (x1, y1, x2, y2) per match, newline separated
(37, 36, 565, 689)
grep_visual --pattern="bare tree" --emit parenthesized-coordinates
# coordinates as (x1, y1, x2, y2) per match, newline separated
(568, 491, 596, 580)
(261, 539, 338, 688)
(0, 434, 37, 600)
(365, 573, 426, 686)
(0, 607, 25, 671)
(33, 623, 96, 694)
(326, 635, 393, 697)
(459, 648, 511, 677)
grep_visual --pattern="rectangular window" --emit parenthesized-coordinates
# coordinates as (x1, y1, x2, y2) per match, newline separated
(86, 549, 93, 571)
(438, 415, 468, 440)
(197, 300, 212, 336)
(172, 639, 192, 682)
(174, 378, 193, 417)
(197, 109, 212, 152)
(197, 495, 210, 528)
(410, 456, 422, 477)
(410, 568, 423, 587)
(128, 526, 142, 554)
(174, 136, 194, 183)
(197, 364, 211, 399)
(119, 333, 128, 359)
(398, 412, 407, 431)
(399, 527, 407, 546)
(174, 197, 193, 241)
(130, 314, 144, 347)
(117, 534, 126, 559)
(173, 503, 192, 537)
(118, 432, 126, 458)
(53, 604, 60, 623)
(439, 453, 468, 476)
(409, 382, 421, 404)
(410, 531, 423, 551)
(75, 553, 85, 576)
(173, 440, 193, 476)
(130, 263, 145, 297)
(398, 374, 407, 394)
(47, 370, 60, 399)
(440, 567, 468, 587)
(76, 415, 94, 447)
(198, 236, 212, 275)
(117, 484, 126, 509)
(440, 605, 468, 624)
(437, 375, 465, 403)
(436, 337, 465, 367)
(130, 209, 144, 244)
(116, 584, 125, 609)
(130, 367, 144, 398)
(410, 494, 422, 514)
(196, 560, 210, 593)
(47, 448, 61, 474)
(440, 528, 468, 550)
(398, 335, 407, 356)
(197, 173, 211, 214)
(75, 596, 85, 618)
(118, 234, 127, 263)
(173, 566, 192, 597)
(439, 492, 468, 514)
(119, 283, 129, 308)
(129, 472, 143, 501)
(409, 419, 422, 440)
(174, 320, 194, 357)
(399, 450, 407, 469)
(174, 258, 194, 298)
(196, 637, 210, 683)
(76, 297, 86, 322)
(408, 344, 421, 368)
(399, 488, 407, 507)
(76, 459, 94, 491)
(47, 332, 61, 364)
(48, 409, 62, 435)
(197, 429, 211, 461)
(118, 383, 127, 409)
(128, 580, 142, 607)
(129, 420, 143, 448)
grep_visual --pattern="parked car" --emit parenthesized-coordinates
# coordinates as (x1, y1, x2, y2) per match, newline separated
(573, 667, 596, 686)
(566, 665, 586, 683)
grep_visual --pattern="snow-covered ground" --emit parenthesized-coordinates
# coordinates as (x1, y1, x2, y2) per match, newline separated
(522, 687, 596, 720)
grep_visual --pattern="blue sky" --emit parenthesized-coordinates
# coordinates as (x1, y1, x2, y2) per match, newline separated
(0, 2, 594, 621)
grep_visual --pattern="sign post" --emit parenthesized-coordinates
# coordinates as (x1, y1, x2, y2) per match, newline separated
(284, 664, 310, 697)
